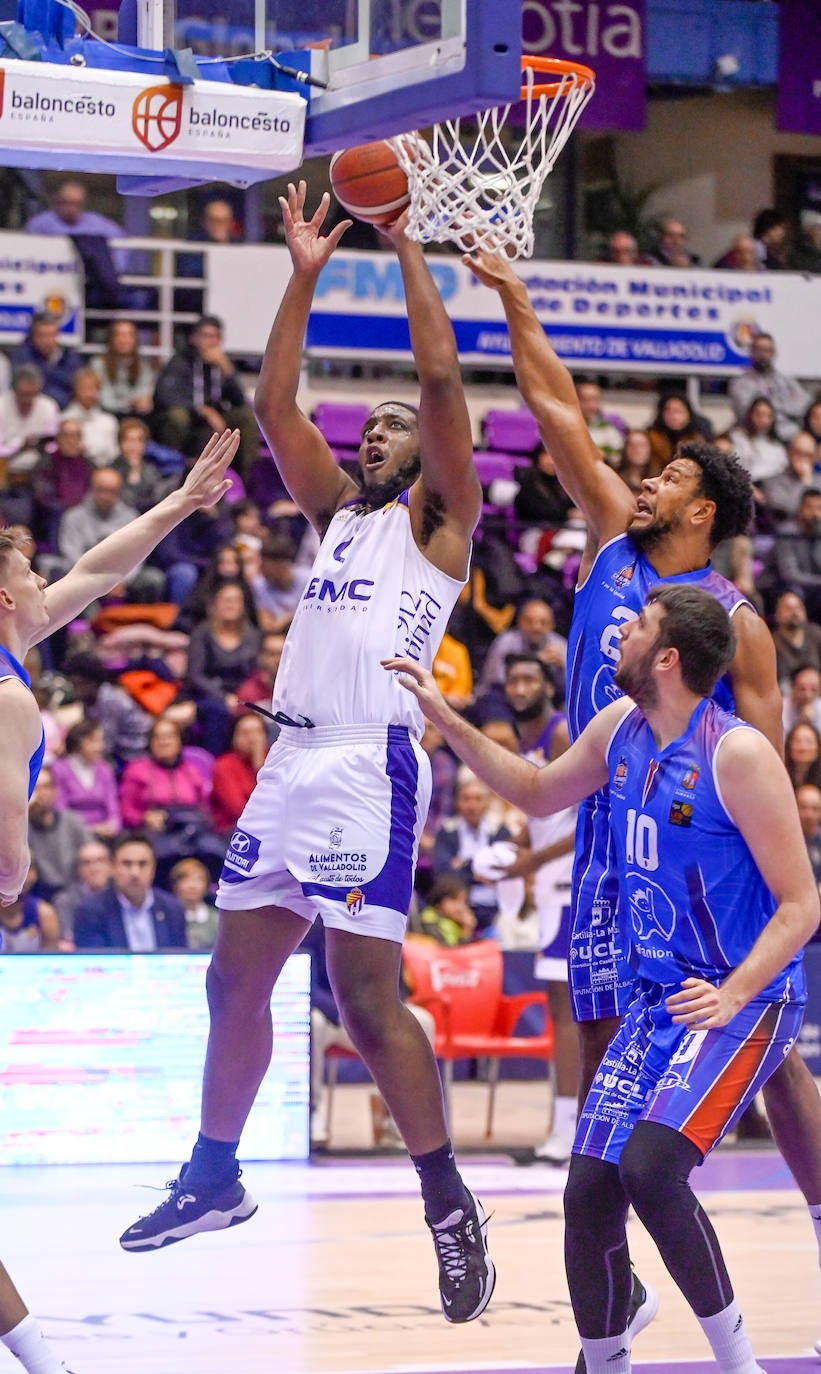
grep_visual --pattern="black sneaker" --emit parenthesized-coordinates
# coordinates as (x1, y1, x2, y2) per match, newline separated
(119, 1170, 257, 1252)
(574, 1267, 658, 1373)
(428, 1191, 495, 1323)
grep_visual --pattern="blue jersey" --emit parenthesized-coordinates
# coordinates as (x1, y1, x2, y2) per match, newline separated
(566, 534, 755, 1021)
(606, 697, 805, 1003)
(566, 533, 747, 743)
(0, 644, 45, 798)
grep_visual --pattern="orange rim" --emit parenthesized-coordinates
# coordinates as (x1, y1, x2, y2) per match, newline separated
(520, 54, 596, 99)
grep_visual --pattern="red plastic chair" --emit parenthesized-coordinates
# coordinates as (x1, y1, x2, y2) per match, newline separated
(402, 938, 554, 1138)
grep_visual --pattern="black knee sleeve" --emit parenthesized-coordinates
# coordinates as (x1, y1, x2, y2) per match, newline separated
(620, 1121, 733, 1316)
(564, 1153, 632, 1338)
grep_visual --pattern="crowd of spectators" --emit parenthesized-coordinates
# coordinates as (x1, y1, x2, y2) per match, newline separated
(2, 180, 821, 962)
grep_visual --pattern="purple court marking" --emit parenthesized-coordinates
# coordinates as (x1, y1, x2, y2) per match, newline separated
(401, 1362, 820, 1373)
(695, 1146, 797, 1192)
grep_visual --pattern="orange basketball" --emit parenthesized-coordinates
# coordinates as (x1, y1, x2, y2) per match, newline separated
(329, 140, 410, 226)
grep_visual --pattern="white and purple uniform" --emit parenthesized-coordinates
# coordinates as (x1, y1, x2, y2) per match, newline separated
(216, 491, 467, 942)
(565, 533, 753, 1021)
(575, 697, 805, 1164)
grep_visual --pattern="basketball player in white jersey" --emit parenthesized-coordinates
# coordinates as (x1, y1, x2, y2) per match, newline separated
(119, 184, 495, 1325)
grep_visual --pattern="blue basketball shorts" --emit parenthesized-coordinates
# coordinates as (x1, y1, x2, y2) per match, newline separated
(216, 723, 431, 943)
(573, 979, 804, 1165)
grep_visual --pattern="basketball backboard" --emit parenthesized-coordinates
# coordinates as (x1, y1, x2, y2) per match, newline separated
(142, 0, 524, 153)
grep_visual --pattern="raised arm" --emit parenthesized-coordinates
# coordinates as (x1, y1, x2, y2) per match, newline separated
(382, 654, 618, 815)
(379, 221, 481, 572)
(38, 429, 238, 643)
(668, 727, 819, 1029)
(254, 183, 359, 534)
(728, 606, 784, 756)
(0, 681, 40, 903)
(464, 251, 635, 554)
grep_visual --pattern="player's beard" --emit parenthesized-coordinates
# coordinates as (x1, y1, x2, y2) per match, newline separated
(614, 643, 660, 712)
(509, 693, 549, 723)
(628, 510, 680, 556)
(361, 455, 422, 511)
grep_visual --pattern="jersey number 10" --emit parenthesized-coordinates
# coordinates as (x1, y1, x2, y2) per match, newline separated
(625, 809, 659, 871)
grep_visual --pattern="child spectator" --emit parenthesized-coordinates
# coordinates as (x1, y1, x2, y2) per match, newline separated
(417, 873, 477, 946)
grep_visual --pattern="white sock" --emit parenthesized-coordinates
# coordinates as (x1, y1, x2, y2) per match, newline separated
(697, 1299, 765, 1373)
(809, 1202, 821, 1266)
(578, 1330, 631, 1373)
(551, 1094, 577, 1141)
(1, 1314, 65, 1374)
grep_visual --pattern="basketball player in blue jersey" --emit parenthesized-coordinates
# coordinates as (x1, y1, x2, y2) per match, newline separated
(465, 249, 821, 1356)
(0, 429, 239, 1374)
(385, 582, 820, 1374)
(119, 183, 495, 1325)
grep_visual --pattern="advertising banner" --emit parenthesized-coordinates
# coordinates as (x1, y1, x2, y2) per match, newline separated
(0, 58, 305, 182)
(0, 232, 83, 343)
(522, 0, 647, 131)
(777, 0, 821, 136)
(208, 246, 821, 379)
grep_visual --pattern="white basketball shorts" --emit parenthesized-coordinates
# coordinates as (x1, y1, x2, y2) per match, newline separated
(216, 723, 431, 943)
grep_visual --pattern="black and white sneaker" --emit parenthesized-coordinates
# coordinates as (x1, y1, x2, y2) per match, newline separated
(119, 1170, 257, 1252)
(428, 1190, 495, 1323)
(574, 1267, 658, 1373)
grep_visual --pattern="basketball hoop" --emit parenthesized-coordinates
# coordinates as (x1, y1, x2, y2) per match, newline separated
(389, 56, 595, 260)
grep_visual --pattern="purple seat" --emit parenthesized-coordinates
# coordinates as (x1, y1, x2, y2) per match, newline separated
(472, 450, 520, 485)
(483, 408, 540, 454)
(313, 402, 371, 448)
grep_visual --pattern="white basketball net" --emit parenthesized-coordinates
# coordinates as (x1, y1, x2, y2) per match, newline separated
(389, 62, 595, 260)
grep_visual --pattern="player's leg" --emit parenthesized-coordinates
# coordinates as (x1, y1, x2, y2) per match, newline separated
(577, 1015, 620, 1105)
(0, 1264, 72, 1374)
(531, 979, 579, 1164)
(761, 1044, 821, 1203)
(761, 1044, 821, 1348)
(620, 1122, 764, 1374)
(326, 927, 494, 1322)
(119, 904, 309, 1252)
(564, 1152, 634, 1374)
(627, 997, 806, 1372)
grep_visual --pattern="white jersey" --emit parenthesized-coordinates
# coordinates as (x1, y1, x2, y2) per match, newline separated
(273, 490, 467, 734)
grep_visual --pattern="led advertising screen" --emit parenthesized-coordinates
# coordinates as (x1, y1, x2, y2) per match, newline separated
(0, 953, 309, 1165)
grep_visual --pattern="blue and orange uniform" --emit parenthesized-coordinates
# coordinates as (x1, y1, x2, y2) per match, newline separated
(575, 696, 805, 1164)
(565, 533, 751, 1021)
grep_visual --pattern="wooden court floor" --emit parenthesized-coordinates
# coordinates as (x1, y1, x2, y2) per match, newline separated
(1, 1080, 819, 1374)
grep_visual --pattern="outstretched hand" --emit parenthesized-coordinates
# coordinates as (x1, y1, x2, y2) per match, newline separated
(462, 248, 521, 291)
(279, 180, 352, 275)
(381, 655, 449, 726)
(180, 429, 239, 511)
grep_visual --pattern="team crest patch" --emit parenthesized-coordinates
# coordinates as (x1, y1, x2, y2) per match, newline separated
(346, 887, 365, 917)
(613, 563, 636, 590)
(224, 828, 262, 873)
(669, 800, 693, 827)
(681, 767, 699, 790)
(613, 756, 628, 790)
